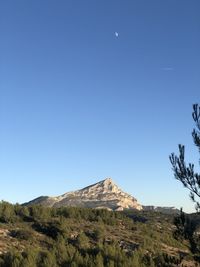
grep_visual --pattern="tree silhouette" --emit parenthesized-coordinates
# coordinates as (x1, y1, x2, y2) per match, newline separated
(170, 104, 200, 210)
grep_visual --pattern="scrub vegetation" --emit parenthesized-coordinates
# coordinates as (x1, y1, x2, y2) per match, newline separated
(0, 202, 199, 267)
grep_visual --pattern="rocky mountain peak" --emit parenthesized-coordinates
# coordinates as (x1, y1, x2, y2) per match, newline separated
(99, 178, 117, 191)
(25, 178, 143, 211)
(102, 177, 114, 184)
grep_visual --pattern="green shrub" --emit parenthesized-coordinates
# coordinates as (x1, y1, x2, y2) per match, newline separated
(10, 229, 34, 241)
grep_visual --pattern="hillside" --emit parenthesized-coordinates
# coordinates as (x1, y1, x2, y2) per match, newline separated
(0, 201, 199, 267)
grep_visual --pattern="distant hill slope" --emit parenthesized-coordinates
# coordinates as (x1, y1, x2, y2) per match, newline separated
(142, 205, 179, 214)
(24, 178, 143, 211)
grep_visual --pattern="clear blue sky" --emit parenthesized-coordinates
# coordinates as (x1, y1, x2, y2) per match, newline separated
(0, 1, 200, 213)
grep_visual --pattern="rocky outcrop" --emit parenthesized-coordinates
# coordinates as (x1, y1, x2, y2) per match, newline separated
(25, 178, 143, 211)
(142, 205, 179, 214)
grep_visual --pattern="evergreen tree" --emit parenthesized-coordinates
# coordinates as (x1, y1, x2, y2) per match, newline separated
(170, 104, 200, 210)
(170, 104, 200, 261)
(0, 201, 15, 223)
(93, 224, 105, 242)
(94, 253, 104, 267)
(76, 232, 90, 249)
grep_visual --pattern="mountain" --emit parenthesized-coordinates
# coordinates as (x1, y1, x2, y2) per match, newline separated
(24, 178, 143, 211)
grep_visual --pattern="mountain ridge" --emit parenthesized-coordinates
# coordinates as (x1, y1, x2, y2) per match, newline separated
(24, 178, 179, 214)
(24, 178, 143, 211)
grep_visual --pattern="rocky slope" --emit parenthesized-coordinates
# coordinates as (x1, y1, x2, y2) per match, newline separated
(25, 178, 143, 211)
